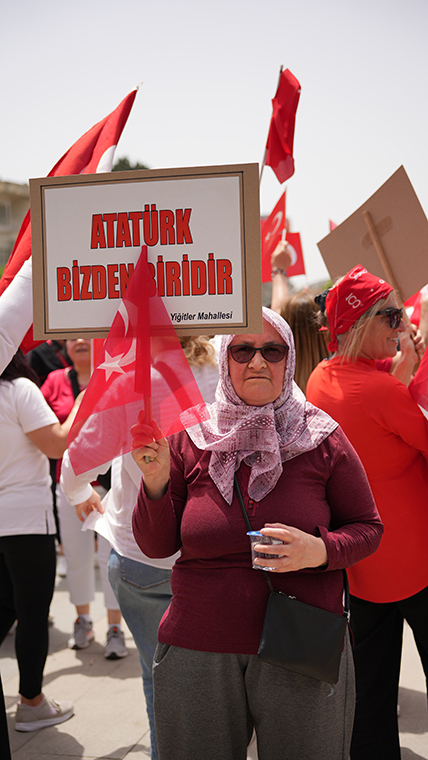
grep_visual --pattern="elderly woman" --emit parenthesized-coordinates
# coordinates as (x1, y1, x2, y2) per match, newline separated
(131, 307, 383, 760)
(306, 266, 428, 760)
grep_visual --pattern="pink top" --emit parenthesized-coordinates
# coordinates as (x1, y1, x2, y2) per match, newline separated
(41, 367, 75, 423)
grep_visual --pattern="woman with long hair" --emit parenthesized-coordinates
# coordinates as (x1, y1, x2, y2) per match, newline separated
(281, 290, 329, 393)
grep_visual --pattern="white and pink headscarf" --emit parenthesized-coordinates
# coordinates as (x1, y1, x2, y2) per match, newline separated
(186, 307, 338, 504)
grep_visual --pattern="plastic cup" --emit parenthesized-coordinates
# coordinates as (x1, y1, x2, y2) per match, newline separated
(247, 530, 284, 571)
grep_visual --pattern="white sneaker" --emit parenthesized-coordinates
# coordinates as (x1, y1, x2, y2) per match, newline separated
(104, 626, 128, 659)
(56, 555, 67, 578)
(15, 695, 74, 732)
(67, 617, 94, 649)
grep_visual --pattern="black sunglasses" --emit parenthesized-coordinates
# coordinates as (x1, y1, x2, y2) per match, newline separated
(375, 307, 403, 329)
(228, 344, 288, 364)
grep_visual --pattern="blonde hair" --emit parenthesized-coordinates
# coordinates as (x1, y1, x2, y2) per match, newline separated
(281, 291, 329, 393)
(335, 296, 390, 360)
(179, 336, 216, 367)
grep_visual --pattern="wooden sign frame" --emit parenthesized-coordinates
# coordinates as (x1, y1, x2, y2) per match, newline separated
(317, 166, 428, 302)
(30, 163, 263, 339)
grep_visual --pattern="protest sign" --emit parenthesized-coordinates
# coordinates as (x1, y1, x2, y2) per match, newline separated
(30, 163, 262, 338)
(317, 166, 428, 302)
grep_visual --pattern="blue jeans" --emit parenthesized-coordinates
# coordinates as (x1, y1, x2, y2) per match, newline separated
(108, 549, 172, 760)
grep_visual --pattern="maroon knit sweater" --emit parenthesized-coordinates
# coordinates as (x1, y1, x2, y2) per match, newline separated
(132, 427, 383, 654)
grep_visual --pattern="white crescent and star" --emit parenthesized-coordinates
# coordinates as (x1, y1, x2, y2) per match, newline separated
(97, 301, 138, 380)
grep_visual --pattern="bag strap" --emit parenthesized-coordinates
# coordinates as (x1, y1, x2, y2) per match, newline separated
(233, 474, 350, 616)
(234, 474, 274, 593)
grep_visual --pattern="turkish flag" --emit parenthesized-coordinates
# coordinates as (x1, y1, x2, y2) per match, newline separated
(284, 232, 305, 277)
(67, 246, 210, 475)
(264, 69, 301, 184)
(0, 89, 137, 353)
(261, 193, 287, 281)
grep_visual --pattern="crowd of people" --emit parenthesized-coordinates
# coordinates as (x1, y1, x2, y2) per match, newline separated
(1, 244, 428, 760)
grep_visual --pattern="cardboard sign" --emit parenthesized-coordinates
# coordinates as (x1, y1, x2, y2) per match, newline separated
(30, 163, 263, 339)
(317, 166, 428, 302)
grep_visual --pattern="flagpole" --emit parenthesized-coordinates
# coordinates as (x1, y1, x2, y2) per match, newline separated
(134, 245, 153, 460)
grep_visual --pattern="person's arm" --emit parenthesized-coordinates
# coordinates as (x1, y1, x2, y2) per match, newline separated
(26, 393, 82, 459)
(132, 417, 188, 559)
(270, 241, 292, 314)
(60, 449, 109, 521)
(253, 523, 328, 571)
(254, 429, 383, 573)
(73, 487, 103, 523)
(389, 323, 424, 386)
(0, 258, 33, 374)
(418, 286, 428, 348)
(131, 415, 171, 500)
(364, 373, 428, 461)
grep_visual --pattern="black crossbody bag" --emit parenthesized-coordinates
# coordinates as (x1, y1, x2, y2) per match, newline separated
(234, 475, 349, 684)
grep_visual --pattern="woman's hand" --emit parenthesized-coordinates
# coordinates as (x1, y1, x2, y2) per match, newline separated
(390, 323, 424, 386)
(75, 487, 104, 523)
(270, 240, 292, 272)
(131, 413, 170, 500)
(270, 241, 292, 314)
(253, 523, 328, 572)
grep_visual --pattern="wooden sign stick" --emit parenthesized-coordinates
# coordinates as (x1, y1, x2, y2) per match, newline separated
(362, 210, 404, 307)
(362, 210, 422, 362)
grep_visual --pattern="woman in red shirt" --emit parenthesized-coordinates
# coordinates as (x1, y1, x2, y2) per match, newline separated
(306, 265, 428, 760)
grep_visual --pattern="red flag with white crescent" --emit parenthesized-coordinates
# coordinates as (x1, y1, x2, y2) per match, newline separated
(261, 193, 286, 281)
(67, 247, 210, 475)
(264, 69, 301, 184)
(284, 232, 305, 277)
(0, 89, 137, 353)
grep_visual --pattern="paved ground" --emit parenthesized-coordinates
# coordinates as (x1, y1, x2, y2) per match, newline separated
(1, 564, 427, 759)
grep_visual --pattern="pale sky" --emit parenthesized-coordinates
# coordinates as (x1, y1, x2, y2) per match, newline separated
(2, 0, 428, 285)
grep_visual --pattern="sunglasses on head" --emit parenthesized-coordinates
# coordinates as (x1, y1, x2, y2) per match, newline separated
(228, 344, 288, 364)
(375, 307, 403, 329)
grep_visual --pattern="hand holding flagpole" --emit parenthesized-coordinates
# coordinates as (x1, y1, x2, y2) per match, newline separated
(131, 416, 171, 499)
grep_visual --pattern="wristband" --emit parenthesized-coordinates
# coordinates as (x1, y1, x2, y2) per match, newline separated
(271, 268, 287, 279)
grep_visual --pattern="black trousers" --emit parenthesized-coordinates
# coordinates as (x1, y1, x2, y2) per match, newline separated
(350, 586, 428, 760)
(0, 676, 11, 760)
(0, 534, 56, 699)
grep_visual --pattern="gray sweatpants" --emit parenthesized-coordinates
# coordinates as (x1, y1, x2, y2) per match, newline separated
(153, 631, 355, 760)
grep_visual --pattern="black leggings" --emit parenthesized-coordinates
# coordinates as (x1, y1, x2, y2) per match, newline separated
(350, 586, 428, 760)
(0, 534, 56, 699)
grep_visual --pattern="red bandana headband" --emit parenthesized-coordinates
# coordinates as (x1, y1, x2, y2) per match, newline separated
(325, 265, 394, 352)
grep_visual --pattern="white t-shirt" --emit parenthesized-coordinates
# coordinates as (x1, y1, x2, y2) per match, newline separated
(60, 338, 220, 569)
(0, 376, 58, 535)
